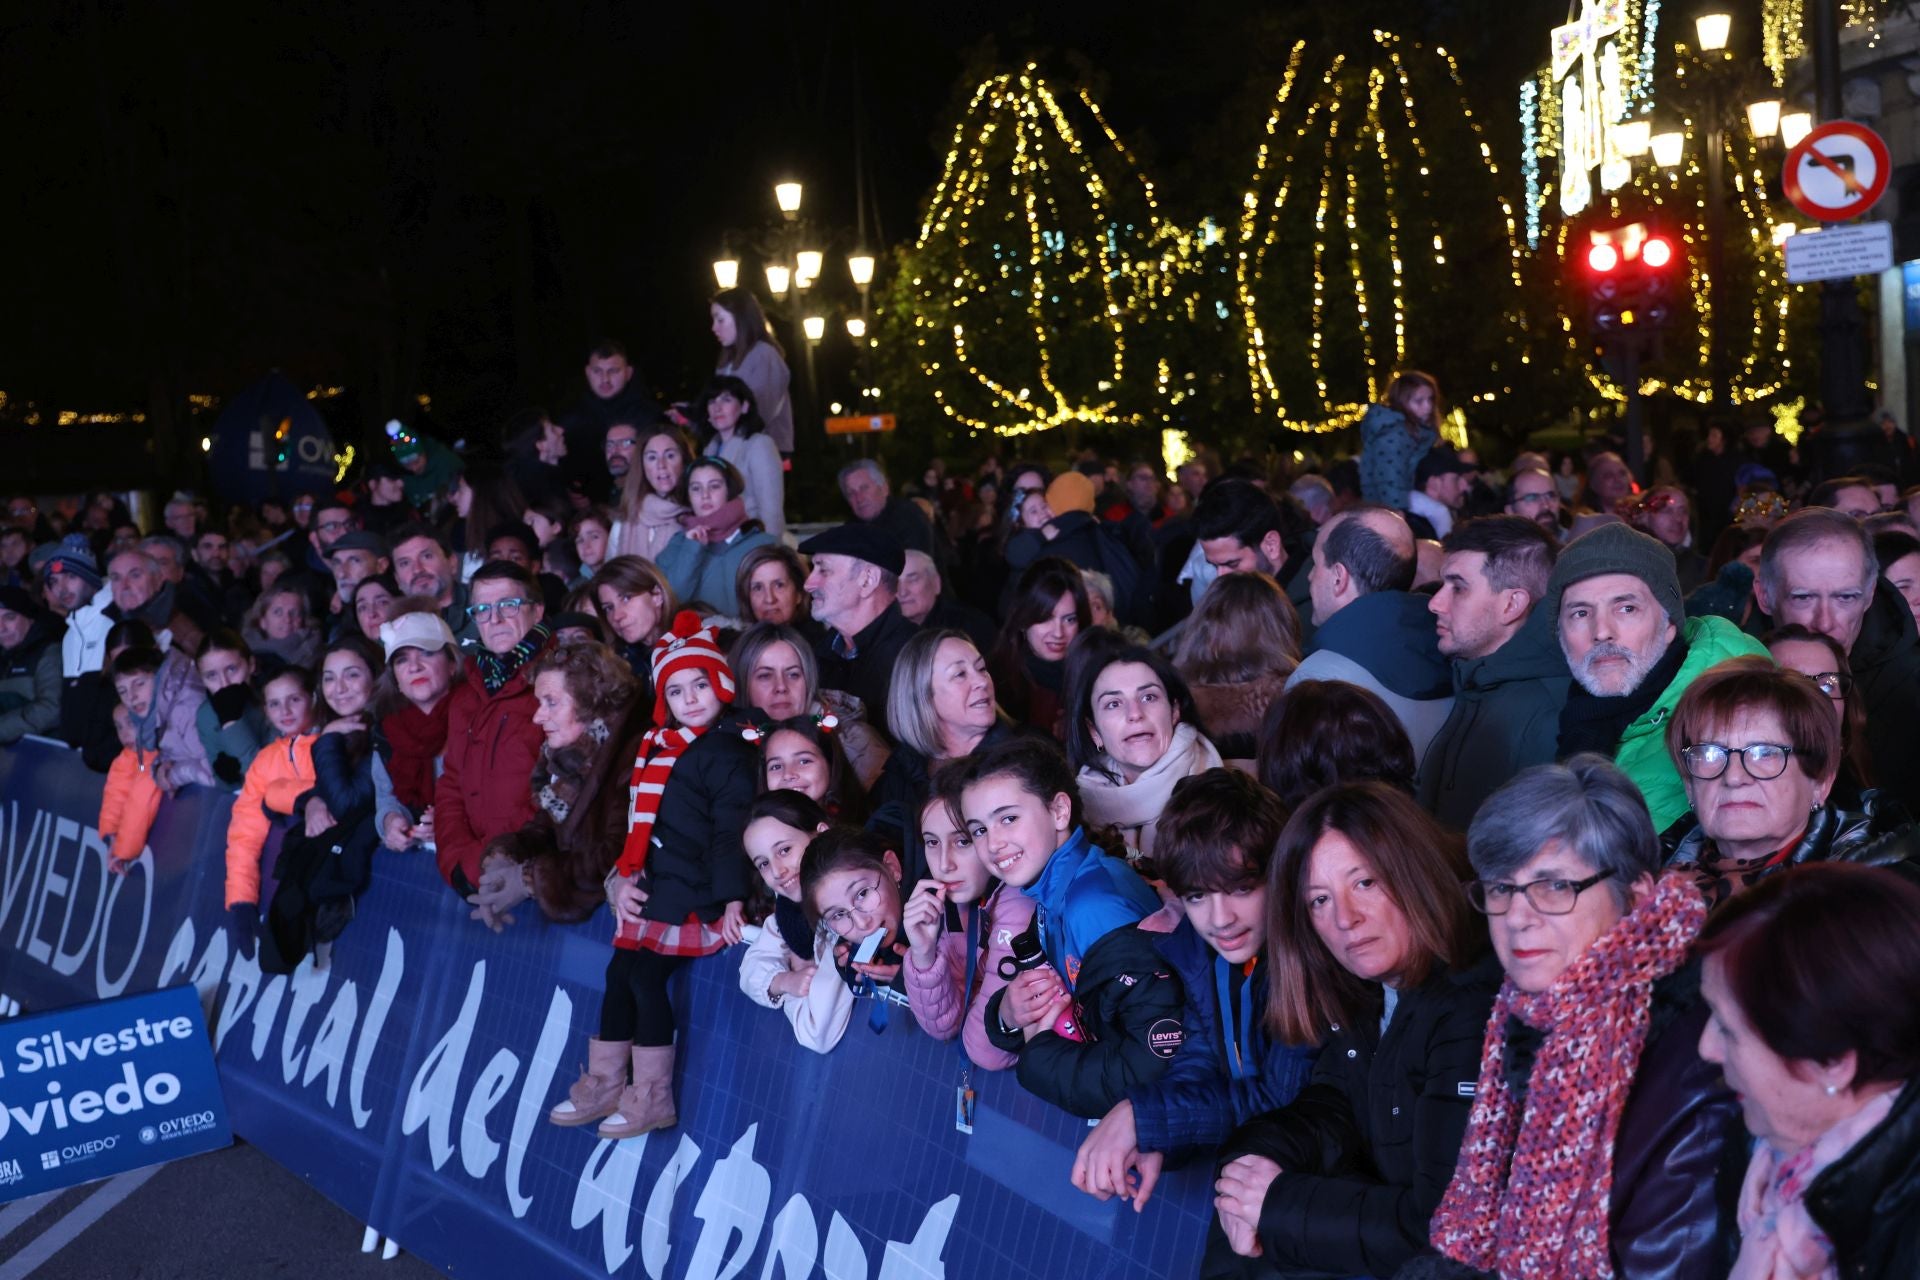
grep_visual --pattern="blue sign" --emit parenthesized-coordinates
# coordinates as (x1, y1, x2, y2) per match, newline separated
(1903, 259, 1920, 333)
(0, 984, 231, 1199)
(0, 736, 1216, 1276)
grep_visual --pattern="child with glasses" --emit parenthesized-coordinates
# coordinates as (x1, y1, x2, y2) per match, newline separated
(548, 613, 755, 1139)
(800, 827, 913, 1044)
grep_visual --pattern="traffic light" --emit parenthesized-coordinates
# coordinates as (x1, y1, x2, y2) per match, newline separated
(1583, 224, 1680, 340)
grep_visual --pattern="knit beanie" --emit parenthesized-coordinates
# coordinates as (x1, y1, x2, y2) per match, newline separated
(1545, 522, 1684, 623)
(1044, 471, 1097, 518)
(649, 611, 736, 725)
(31, 536, 103, 589)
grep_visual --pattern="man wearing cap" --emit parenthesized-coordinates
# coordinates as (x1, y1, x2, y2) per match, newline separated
(1287, 504, 1455, 767)
(0, 586, 62, 745)
(326, 531, 391, 629)
(435, 561, 555, 899)
(798, 524, 920, 733)
(1551, 522, 1769, 830)
(1405, 449, 1474, 541)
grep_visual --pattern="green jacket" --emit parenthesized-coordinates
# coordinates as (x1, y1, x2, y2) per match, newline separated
(1616, 615, 1770, 831)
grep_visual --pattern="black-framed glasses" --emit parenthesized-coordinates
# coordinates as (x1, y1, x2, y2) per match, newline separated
(466, 597, 529, 623)
(1510, 490, 1557, 507)
(1679, 742, 1794, 781)
(1468, 870, 1615, 916)
(1807, 672, 1853, 699)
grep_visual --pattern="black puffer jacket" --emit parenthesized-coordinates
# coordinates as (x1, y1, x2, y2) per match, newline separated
(1849, 582, 1920, 814)
(634, 708, 758, 925)
(1212, 953, 1501, 1280)
(984, 919, 1187, 1119)
(1802, 1076, 1920, 1277)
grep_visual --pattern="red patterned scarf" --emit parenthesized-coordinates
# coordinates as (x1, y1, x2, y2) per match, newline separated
(613, 724, 708, 880)
(1431, 871, 1706, 1280)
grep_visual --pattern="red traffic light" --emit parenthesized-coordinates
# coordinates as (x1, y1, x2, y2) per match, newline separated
(1587, 243, 1621, 273)
(1640, 236, 1673, 268)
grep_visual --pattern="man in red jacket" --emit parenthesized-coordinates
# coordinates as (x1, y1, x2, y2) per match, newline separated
(435, 561, 553, 900)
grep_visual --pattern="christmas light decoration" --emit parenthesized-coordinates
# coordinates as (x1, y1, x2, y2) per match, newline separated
(906, 65, 1171, 437)
(1237, 31, 1528, 433)
(1763, 0, 1890, 86)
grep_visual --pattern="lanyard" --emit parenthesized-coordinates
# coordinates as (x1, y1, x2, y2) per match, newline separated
(1215, 956, 1257, 1083)
(957, 904, 982, 1071)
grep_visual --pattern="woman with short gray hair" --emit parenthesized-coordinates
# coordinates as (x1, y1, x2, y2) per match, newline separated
(1420, 755, 1735, 1280)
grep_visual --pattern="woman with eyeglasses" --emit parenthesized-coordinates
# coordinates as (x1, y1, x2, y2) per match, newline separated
(1661, 657, 1915, 907)
(1765, 625, 1881, 812)
(1420, 755, 1736, 1280)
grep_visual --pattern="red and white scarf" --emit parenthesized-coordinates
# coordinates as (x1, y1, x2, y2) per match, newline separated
(1431, 870, 1706, 1280)
(613, 723, 708, 880)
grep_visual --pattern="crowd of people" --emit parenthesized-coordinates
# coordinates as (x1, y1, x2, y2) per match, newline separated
(7, 329, 1920, 1279)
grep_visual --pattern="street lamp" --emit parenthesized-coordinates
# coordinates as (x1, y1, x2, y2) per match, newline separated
(1616, 118, 1653, 158)
(1779, 110, 1814, 147)
(712, 258, 739, 290)
(847, 253, 875, 289)
(774, 181, 803, 217)
(795, 249, 824, 288)
(803, 315, 826, 343)
(765, 264, 791, 297)
(1694, 12, 1733, 52)
(845, 317, 867, 340)
(1650, 130, 1686, 168)
(1746, 98, 1783, 139)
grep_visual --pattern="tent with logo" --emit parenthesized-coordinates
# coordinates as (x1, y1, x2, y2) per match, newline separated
(206, 372, 339, 505)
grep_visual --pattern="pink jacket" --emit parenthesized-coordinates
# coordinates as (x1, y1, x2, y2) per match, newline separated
(902, 881, 1036, 1071)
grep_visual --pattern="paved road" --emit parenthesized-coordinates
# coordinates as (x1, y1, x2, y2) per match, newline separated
(0, 1141, 441, 1279)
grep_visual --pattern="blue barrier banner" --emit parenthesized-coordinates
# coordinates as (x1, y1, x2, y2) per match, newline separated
(0, 735, 1215, 1277)
(0, 984, 231, 1198)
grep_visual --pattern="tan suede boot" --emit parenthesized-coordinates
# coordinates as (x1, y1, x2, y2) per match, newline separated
(547, 1038, 630, 1127)
(596, 1044, 677, 1139)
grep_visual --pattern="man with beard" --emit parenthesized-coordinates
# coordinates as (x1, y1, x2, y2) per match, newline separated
(1550, 523, 1768, 830)
(1505, 467, 1566, 543)
(389, 524, 477, 648)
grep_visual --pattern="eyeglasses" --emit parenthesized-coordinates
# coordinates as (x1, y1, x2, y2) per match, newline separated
(1679, 741, 1795, 781)
(820, 879, 885, 935)
(605, 437, 638, 452)
(1806, 672, 1853, 699)
(315, 519, 352, 535)
(1510, 490, 1557, 507)
(465, 597, 529, 622)
(1468, 869, 1614, 916)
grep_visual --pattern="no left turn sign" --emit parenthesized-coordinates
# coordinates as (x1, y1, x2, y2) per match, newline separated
(1783, 121, 1891, 223)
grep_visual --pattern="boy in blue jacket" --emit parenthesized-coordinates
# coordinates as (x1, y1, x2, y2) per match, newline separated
(1071, 769, 1316, 1209)
(965, 737, 1187, 1118)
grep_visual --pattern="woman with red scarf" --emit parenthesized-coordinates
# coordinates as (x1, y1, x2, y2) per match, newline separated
(371, 607, 460, 857)
(1413, 755, 1737, 1280)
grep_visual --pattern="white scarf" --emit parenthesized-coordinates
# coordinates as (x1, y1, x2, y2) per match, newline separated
(1076, 722, 1221, 859)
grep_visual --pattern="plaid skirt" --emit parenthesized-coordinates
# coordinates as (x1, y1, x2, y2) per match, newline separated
(613, 912, 727, 957)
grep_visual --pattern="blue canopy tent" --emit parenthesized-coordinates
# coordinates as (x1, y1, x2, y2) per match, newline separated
(206, 372, 340, 505)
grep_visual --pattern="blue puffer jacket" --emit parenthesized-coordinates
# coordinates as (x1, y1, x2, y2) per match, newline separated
(1129, 919, 1317, 1161)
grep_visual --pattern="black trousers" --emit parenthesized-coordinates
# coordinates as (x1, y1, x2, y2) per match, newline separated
(598, 948, 688, 1047)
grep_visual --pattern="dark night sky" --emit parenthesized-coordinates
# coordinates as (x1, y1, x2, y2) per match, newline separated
(3, 0, 1566, 447)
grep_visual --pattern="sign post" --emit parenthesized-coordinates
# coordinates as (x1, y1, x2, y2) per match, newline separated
(1784, 222, 1894, 285)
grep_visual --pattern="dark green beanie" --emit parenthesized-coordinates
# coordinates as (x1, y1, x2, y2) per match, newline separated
(1544, 521, 1683, 623)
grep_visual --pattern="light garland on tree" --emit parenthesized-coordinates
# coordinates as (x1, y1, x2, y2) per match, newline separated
(909, 66, 1169, 438)
(1236, 30, 1528, 433)
(1763, 0, 1891, 86)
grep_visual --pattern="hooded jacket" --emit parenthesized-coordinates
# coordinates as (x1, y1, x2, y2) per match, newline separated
(224, 731, 318, 908)
(1286, 590, 1456, 768)
(1848, 581, 1920, 814)
(1358, 403, 1439, 509)
(901, 882, 1037, 1072)
(1612, 615, 1770, 833)
(0, 615, 64, 744)
(1417, 604, 1572, 829)
(434, 638, 554, 895)
(1128, 920, 1317, 1162)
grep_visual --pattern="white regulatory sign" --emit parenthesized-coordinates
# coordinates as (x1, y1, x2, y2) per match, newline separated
(1783, 222, 1894, 284)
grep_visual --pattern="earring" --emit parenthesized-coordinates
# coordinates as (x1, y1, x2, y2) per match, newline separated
(1824, 1084, 1839, 1097)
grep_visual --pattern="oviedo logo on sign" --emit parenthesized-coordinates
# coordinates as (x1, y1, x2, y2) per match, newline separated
(0, 1014, 198, 1142)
